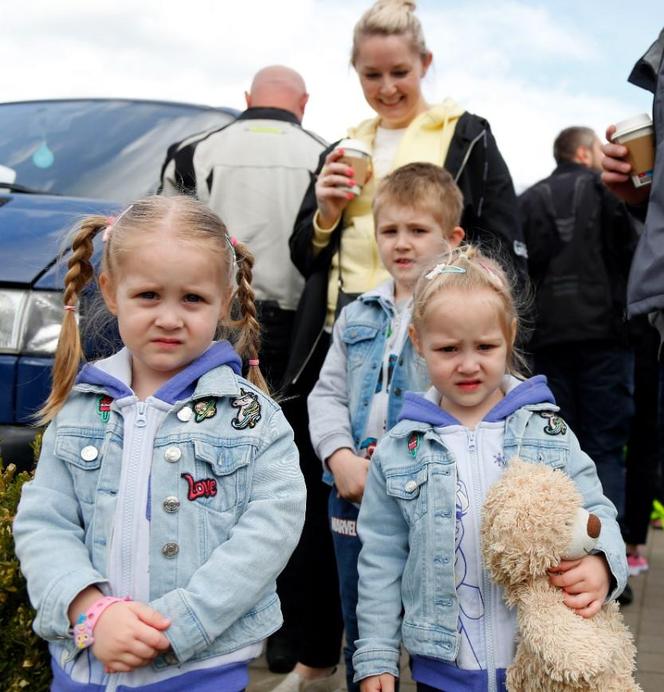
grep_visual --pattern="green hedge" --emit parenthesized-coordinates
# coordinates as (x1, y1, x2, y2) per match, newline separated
(1, 453, 51, 691)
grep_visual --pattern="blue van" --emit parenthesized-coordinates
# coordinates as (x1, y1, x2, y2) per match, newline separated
(0, 98, 236, 470)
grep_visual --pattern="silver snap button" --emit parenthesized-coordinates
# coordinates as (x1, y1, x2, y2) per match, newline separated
(177, 407, 193, 422)
(163, 651, 178, 665)
(161, 542, 179, 558)
(404, 480, 417, 493)
(164, 446, 182, 463)
(80, 445, 98, 462)
(163, 496, 181, 513)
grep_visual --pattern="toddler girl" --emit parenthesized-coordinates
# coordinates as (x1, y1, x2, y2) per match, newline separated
(14, 196, 305, 691)
(352, 245, 627, 692)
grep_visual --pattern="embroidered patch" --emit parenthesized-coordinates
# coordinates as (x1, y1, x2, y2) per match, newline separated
(193, 398, 217, 423)
(493, 452, 508, 468)
(407, 431, 421, 458)
(231, 388, 262, 429)
(97, 395, 113, 423)
(539, 411, 568, 436)
(181, 472, 217, 500)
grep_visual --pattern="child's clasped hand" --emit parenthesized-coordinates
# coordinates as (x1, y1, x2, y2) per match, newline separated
(548, 553, 611, 618)
(94, 601, 171, 673)
(360, 673, 397, 691)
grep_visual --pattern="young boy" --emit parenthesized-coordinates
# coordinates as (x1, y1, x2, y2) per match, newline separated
(307, 162, 465, 692)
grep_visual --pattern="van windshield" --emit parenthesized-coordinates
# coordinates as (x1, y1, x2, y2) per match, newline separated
(0, 100, 235, 203)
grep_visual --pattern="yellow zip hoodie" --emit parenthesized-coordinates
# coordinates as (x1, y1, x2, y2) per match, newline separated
(313, 99, 465, 327)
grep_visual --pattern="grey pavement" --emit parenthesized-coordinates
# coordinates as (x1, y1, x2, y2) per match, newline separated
(249, 526, 664, 691)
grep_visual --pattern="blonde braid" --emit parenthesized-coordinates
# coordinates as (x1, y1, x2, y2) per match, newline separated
(231, 240, 270, 395)
(37, 217, 107, 424)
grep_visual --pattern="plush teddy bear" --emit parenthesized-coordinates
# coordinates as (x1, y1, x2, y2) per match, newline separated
(481, 459, 640, 691)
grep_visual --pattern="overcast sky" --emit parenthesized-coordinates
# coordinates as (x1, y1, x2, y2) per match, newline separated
(1, 0, 661, 190)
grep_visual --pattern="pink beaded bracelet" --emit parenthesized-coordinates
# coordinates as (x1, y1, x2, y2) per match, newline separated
(73, 595, 131, 649)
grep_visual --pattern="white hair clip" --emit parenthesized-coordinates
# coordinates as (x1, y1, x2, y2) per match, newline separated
(424, 263, 466, 280)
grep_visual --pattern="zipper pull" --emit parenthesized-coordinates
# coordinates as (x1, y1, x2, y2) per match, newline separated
(467, 430, 476, 451)
(136, 401, 147, 428)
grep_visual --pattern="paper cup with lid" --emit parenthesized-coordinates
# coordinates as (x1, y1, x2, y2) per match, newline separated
(337, 138, 372, 195)
(611, 113, 655, 188)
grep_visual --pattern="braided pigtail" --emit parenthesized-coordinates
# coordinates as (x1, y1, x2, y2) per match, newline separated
(230, 239, 270, 395)
(37, 217, 107, 424)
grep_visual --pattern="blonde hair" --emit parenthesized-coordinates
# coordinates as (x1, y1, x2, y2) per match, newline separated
(412, 245, 528, 376)
(38, 195, 268, 424)
(373, 162, 463, 233)
(351, 0, 429, 65)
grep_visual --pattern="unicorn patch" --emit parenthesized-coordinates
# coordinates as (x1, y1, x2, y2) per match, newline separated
(231, 388, 262, 430)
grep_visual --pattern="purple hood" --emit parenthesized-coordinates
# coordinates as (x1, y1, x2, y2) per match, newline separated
(399, 375, 556, 427)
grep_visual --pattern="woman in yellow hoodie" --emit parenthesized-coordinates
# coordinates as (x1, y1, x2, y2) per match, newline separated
(286, 0, 524, 389)
(273, 3, 524, 691)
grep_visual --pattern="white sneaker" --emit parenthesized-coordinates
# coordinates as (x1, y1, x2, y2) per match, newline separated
(270, 668, 345, 692)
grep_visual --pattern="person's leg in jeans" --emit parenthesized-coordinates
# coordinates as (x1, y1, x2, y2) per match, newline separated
(329, 490, 362, 692)
(575, 342, 634, 520)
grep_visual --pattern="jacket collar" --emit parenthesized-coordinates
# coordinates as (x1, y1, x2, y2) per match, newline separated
(553, 160, 592, 176)
(348, 99, 465, 140)
(238, 107, 301, 125)
(75, 341, 243, 404)
(397, 375, 556, 429)
(358, 278, 401, 314)
(628, 28, 664, 93)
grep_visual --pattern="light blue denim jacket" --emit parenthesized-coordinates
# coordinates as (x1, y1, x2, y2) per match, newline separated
(352, 381, 627, 684)
(13, 342, 306, 676)
(308, 280, 430, 482)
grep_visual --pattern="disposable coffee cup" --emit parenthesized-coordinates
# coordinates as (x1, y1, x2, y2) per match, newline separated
(611, 113, 655, 188)
(337, 138, 372, 195)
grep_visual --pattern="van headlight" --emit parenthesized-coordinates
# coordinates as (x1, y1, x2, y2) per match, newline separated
(0, 289, 67, 355)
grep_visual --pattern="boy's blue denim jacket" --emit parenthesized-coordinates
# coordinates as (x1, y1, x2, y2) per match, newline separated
(352, 391, 627, 682)
(308, 279, 429, 481)
(13, 343, 306, 673)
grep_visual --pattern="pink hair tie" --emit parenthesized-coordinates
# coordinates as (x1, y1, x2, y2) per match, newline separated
(64, 305, 77, 312)
(477, 260, 503, 286)
(101, 216, 116, 242)
(248, 359, 260, 367)
(230, 236, 238, 247)
(102, 205, 133, 243)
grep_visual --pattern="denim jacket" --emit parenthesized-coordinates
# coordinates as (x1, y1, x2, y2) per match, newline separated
(13, 344, 306, 680)
(352, 386, 627, 684)
(308, 280, 430, 482)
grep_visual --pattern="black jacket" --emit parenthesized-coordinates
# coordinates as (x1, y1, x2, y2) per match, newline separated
(519, 161, 637, 350)
(284, 110, 525, 388)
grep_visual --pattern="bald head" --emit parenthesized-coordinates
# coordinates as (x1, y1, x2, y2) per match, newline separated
(245, 65, 309, 122)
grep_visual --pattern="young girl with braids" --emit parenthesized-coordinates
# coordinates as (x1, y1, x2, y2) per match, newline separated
(13, 196, 306, 692)
(352, 245, 627, 692)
